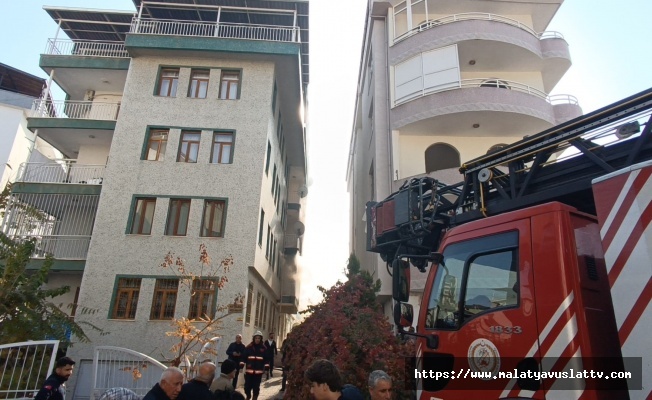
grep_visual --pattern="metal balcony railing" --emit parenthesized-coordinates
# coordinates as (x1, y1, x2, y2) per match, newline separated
(32, 99, 120, 120)
(130, 17, 301, 43)
(17, 161, 105, 185)
(45, 39, 129, 58)
(21, 235, 92, 260)
(395, 78, 579, 107)
(395, 12, 564, 43)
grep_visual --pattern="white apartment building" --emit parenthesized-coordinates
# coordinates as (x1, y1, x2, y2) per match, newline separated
(0, 1, 308, 396)
(347, 0, 581, 320)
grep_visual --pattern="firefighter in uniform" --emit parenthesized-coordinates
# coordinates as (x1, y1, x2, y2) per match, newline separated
(35, 357, 75, 400)
(239, 331, 269, 400)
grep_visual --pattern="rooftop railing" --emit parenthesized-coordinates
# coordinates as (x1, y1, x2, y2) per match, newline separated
(32, 99, 120, 120)
(45, 38, 129, 58)
(395, 12, 564, 43)
(130, 17, 301, 43)
(17, 161, 105, 185)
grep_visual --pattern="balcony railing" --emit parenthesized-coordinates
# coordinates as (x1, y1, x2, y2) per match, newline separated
(130, 17, 301, 43)
(21, 235, 91, 260)
(17, 161, 105, 185)
(395, 12, 564, 43)
(45, 38, 129, 58)
(395, 78, 578, 107)
(32, 99, 120, 120)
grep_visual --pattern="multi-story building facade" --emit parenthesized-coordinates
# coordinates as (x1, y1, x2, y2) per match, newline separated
(347, 0, 581, 321)
(0, 1, 308, 395)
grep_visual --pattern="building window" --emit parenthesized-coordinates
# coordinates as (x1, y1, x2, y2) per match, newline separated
(112, 278, 141, 319)
(219, 71, 240, 100)
(210, 132, 234, 164)
(272, 165, 277, 195)
(258, 209, 265, 246)
(245, 283, 254, 324)
(266, 225, 271, 259)
(265, 141, 271, 175)
(272, 81, 277, 113)
(158, 68, 179, 97)
(255, 291, 262, 327)
(166, 198, 191, 236)
(145, 129, 168, 161)
(188, 69, 210, 98)
(188, 279, 216, 319)
(150, 279, 178, 320)
(130, 198, 156, 235)
(425, 143, 461, 173)
(178, 130, 201, 163)
(262, 297, 268, 330)
(201, 200, 226, 237)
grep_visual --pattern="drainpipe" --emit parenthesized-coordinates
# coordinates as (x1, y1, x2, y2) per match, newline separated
(136, 1, 144, 32)
(292, 9, 297, 42)
(214, 7, 221, 37)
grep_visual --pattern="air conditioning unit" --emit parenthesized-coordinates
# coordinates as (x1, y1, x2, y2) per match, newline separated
(83, 90, 95, 101)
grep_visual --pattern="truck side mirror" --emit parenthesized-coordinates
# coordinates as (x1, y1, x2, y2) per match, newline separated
(392, 259, 410, 302)
(393, 302, 414, 327)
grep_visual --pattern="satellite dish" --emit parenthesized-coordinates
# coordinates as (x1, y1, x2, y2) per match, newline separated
(294, 221, 305, 236)
(298, 185, 308, 198)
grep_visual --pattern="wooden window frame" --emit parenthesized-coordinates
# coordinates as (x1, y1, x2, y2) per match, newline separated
(166, 198, 191, 236)
(158, 68, 179, 97)
(145, 129, 169, 161)
(112, 278, 141, 319)
(188, 279, 217, 320)
(219, 71, 240, 100)
(210, 132, 234, 164)
(201, 200, 226, 237)
(131, 198, 156, 235)
(188, 69, 210, 99)
(177, 130, 201, 163)
(150, 279, 179, 320)
(245, 283, 254, 324)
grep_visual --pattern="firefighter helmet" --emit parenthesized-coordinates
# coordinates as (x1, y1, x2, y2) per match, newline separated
(253, 330, 263, 339)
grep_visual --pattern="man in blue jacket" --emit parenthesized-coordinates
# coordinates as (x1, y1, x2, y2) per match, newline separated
(35, 357, 75, 400)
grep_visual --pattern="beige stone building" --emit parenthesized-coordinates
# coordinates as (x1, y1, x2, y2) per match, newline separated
(0, 1, 308, 396)
(347, 0, 581, 321)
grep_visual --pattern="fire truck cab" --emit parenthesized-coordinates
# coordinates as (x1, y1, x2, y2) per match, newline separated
(368, 88, 652, 399)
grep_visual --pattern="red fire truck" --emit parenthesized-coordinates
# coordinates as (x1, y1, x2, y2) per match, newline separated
(367, 87, 652, 399)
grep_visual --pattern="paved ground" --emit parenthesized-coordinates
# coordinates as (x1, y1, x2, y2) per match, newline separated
(233, 368, 285, 400)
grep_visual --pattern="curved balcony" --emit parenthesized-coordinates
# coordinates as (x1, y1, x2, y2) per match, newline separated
(390, 13, 571, 92)
(31, 99, 120, 121)
(391, 79, 581, 136)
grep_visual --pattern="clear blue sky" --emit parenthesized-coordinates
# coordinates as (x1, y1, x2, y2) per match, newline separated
(1, 0, 651, 309)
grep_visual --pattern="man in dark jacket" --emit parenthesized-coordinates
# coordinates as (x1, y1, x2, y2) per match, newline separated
(177, 362, 215, 400)
(264, 332, 277, 379)
(225, 334, 246, 389)
(239, 331, 269, 400)
(143, 368, 184, 400)
(35, 357, 75, 400)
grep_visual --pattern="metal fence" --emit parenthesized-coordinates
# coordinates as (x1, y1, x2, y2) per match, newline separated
(131, 18, 299, 43)
(45, 39, 129, 58)
(32, 100, 120, 121)
(17, 161, 105, 185)
(0, 341, 59, 400)
(396, 12, 565, 43)
(91, 347, 166, 400)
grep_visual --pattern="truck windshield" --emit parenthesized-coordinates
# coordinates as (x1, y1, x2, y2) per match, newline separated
(425, 231, 519, 330)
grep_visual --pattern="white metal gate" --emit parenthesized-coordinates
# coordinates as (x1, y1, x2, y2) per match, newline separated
(90, 347, 166, 400)
(0, 340, 60, 400)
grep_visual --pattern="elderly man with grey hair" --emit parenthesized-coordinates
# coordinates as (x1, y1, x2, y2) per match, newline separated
(177, 362, 216, 400)
(368, 370, 393, 400)
(143, 367, 184, 400)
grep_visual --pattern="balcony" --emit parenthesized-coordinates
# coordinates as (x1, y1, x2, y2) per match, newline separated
(279, 295, 298, 314)
(2, 192, 99, 262)
(17, 161, 105, 185)
(45, 39, 129, 58)
(391, 78, 581, 133)
(390, 13, 571, 92)
(394, 13, 563, 44)
(130, 18, 301, 43)
(31, 99, 120, 121)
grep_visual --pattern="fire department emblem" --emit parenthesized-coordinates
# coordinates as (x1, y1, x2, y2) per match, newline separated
(467, 339, 500, 379)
